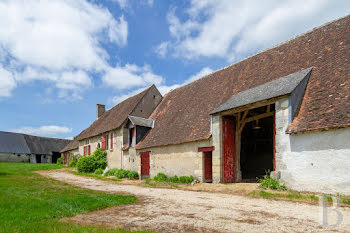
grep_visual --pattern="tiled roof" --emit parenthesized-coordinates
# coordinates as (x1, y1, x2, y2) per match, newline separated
(76, 86, 152, 141)
(60, 139, 78, 153)
(137, 15, 350, 149)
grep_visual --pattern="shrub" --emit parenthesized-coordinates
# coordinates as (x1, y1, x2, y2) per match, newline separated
(94, 168, 104, 175)
(128, 171, 139, 179)
(76, 149, 107, 173)
(179, 176, 194, 184)
(68, 159, 77, 167)
(104, 168, 119, 176)
(56, 157, 62, 165)
(168, 175, 179, 183)
(76, 156, 95, 173)
(153, 173, 168, 182)
(259, 174, 286, 190)
(115, 169, 129, 179)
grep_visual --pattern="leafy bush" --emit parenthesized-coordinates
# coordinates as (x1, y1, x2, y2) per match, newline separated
(259, 174, 287, 190)
(115, 169, 129, 179)
(179, 176, 194, 184)
(128, 171, 139, 179)
(153, 173, 168, 182)
(168, 175, 179, 183)
(68, 159, 77, 167)
(76, 156, 95, 173)
(94, 168, 104, 175)
(56, 157, 62, 165)
(76, 148, 107, 173)
(104, 168, 118, 176)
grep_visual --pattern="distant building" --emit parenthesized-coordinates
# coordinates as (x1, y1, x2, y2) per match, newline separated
(0, 131, 71, 163)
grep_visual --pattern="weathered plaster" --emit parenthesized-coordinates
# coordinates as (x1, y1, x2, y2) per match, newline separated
(275, 97, 350, 195)
(138, 139, 212, 181)
(0, 153, 29, 162)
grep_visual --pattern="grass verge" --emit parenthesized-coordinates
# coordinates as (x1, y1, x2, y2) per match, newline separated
(0, 163, 147, 233)
(250, 190, 350, 206)
(70, 170, 122, 182)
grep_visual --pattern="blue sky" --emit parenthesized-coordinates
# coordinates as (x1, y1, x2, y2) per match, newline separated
(0, 0, 349, 139)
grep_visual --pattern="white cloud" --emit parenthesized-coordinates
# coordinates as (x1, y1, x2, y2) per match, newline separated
(110, 67, 213, 104)
(159, 0, 350, 60)
(185, 67, 213, 83)
(0, 65, 16, 97)
(103, 63, 163, 90)
(12, 125, 73, 137)
(0, 0, 128, 99)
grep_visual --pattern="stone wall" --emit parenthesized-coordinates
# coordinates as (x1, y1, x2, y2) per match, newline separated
(0, 153, 29, 162)
(275, 97, 350, 195)
(78, 127, 124, 169)
(137, 139, 212, 181)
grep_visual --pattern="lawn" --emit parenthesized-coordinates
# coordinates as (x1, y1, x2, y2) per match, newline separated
(0, 163, 148, 233)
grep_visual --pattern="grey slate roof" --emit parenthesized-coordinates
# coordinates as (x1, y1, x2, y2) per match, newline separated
(212, 67, 313, 114)
(128, 115, 154, 128)
(0, 131, 31, 154)
(24, 135, 71, 155)
(0, 131, 71, 155)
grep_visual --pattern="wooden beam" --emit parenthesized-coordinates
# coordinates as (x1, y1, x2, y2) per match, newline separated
(198, 146, 215, 152)
(218, 94, 287, 116)
(238, 110, 249, 134)
(242, 111, 274, 124)
(267, 104, 270, 113)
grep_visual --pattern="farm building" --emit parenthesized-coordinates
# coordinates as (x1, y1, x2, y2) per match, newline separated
(60, 139, 79, 165)
(70, 85, 162, 169)
(73, 15, 350, 195)
(0, 131, 71, 163)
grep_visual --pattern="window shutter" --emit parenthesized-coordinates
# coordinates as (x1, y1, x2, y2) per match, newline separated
(84, 146, 86, 156)
(110, 133, 113, 149)
(101, 136, 106, 150)
(88, 145, 91, 155)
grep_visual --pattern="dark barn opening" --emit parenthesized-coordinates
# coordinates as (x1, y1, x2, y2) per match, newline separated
(240, 106, 274, 180)
(52, 152, 60, 164)
(36, 155, 41, 163)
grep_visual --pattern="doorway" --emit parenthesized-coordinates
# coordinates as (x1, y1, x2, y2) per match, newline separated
(240, 108, 274, 180)
(52, 152, 60, 164)
(203, 151, 212, 182)
(35, 155, 41, 163)
(140, 151, 150, 179)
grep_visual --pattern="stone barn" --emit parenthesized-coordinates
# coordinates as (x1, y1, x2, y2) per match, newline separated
(72, 15, 349, 195)
(0, 131, 71, 163)
(135, 15, 350, 195)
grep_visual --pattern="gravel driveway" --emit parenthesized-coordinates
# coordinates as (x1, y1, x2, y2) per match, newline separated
(38, 170, 350, 233)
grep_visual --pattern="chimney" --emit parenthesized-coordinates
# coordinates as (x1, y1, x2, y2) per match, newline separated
(96, 104, 105, 119)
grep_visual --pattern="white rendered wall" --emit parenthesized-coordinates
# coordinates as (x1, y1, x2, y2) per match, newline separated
(275, 97, 350, 195)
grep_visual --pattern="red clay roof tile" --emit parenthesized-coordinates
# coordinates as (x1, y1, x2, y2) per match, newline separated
(137, 15, 350, 149)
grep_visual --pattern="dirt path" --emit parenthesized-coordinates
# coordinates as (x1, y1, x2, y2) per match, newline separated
(37, 170, 350, 233)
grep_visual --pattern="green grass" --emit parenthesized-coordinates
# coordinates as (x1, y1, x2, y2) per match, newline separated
(0, 163, 146, 233)
(70, 171, 122, 182)
(250, 190, 350, 205)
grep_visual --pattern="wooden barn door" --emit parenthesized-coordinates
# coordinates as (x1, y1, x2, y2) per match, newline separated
(222, 117, 235, 183)
(204, 151, 212, 182)
(140, 151, 150, 179)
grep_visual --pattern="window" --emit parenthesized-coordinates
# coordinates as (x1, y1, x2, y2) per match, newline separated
(105, 134, 109, 149)
(110, 133, 113, 149)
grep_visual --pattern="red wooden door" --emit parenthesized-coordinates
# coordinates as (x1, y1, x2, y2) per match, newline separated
(140, 151, 150, 178)
(204, 151, 212, 181)
(222, 117, 235, 183)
